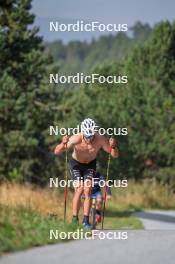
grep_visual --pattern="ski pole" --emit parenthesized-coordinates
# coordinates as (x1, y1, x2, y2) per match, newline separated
(64, 144, 68, 222)
(101, 146, 112, 230)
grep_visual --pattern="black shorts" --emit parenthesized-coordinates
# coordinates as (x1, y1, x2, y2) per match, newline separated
(69, 158, 96, 181)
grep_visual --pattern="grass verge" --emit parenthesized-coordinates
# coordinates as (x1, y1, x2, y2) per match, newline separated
(0, 205, 79, 255)
(98, 207, 143, 230)
(1, 179, 174, 254)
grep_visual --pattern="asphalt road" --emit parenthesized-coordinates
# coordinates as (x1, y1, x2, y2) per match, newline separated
(1, 211, 175, 264)
(134, 210, 175, 230)
(1, 230, 175, 264)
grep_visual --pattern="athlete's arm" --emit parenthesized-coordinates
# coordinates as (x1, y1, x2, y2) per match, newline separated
(54, 135, 81, 155)
(101, 136, 119, 158)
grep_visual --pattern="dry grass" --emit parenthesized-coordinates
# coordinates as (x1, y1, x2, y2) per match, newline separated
(0, 183, 73, 221)
(111, 179, 175, 210)
(0, 179, 174, 225)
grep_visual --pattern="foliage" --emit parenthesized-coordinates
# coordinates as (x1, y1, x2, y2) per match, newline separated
(0, 1, 174, 188)
(0, 205, 78, 254)
(55, 21, 175, 185)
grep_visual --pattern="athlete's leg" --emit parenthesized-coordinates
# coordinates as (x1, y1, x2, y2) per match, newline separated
(96, 191, 103, 210)
(69, 159, 84, 221)
(72, 180, 84, 216)
(95, 192, 103, 224)
(96, 197, 102, 211)
(83, 179, 92, 216)
(82, 164, 96, 227)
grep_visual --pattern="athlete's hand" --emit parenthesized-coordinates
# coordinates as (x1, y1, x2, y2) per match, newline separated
(109, 137, 117, 148)
(62, 135, 70, 146)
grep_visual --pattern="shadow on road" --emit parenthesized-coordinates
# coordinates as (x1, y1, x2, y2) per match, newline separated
(135, 211, 175, 223)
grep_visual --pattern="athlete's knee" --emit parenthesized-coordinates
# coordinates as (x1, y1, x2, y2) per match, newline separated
(97, 197, 102, 203)
(84, 195, 91, 201)
(84, 179, 92, 188)
(84, 187, 92, 200)
(75, 185, 84, 195)
(96, 199, 102, 209)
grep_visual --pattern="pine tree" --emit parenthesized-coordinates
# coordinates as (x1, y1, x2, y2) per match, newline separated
(118, 21, 175, 181)
(0, 0, 58, 183)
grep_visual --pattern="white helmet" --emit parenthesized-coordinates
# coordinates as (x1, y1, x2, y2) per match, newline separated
(81, 118, 98, 137)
